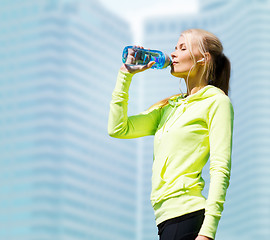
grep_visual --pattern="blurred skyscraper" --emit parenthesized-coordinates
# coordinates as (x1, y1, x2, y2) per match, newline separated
(1, 0, 270, 240)
(0, 0, 140, 240)
(139, 0, 270, 240)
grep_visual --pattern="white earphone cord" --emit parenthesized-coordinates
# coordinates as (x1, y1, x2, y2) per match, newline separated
(185, 58, 205, 96)
(186, 63, 196, 96)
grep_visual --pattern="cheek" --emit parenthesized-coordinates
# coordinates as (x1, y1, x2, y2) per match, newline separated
(174, 62, 193, 73)
(170, 60, 195, 77)
(180, 54, 194, 64)
(178, 52, 194, 65)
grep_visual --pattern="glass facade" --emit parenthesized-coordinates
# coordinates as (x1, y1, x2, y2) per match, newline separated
(0, 1, 139, 240)
(1, 0, 270, 240)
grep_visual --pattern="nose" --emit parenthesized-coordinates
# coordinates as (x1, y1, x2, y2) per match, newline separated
(171, 51, 176, 59)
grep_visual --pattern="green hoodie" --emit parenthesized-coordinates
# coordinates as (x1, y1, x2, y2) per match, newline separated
(108, 71, 234, 239)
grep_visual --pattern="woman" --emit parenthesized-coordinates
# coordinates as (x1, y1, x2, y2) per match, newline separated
(108, 29, 234, 240)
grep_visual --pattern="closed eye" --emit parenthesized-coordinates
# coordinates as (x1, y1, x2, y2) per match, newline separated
(175, 43, 186, 51)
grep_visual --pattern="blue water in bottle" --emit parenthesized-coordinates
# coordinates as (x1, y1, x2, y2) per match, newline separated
(122, 46, 172, 69)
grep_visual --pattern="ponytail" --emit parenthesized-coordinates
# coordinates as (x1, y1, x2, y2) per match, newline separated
(208, 53, 231, 95)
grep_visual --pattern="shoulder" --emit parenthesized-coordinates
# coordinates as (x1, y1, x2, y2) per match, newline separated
(213, 94, 232, 108)
(204, 87, 234, 120)
(147, 94, 182, 112)
(207, 86, 233, 108)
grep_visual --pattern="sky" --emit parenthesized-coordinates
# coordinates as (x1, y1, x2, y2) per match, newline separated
(98, 0, 198, 43)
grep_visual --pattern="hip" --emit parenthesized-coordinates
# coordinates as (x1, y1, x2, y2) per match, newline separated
(158, 209, 205, 240)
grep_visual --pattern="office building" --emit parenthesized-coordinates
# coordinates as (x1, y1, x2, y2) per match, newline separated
(0, 1, 139, 239)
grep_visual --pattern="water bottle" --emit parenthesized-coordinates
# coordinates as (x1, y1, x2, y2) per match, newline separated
(122, 46, 172, 69)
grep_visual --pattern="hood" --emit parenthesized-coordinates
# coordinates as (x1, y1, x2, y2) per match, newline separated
(168, 85, 225, 107)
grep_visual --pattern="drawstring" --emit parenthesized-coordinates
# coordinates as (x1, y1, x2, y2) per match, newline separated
(157, 85, 213, 141)
(158, 97, 188, 140)
(179, 78, 185, 98)
(158, 104, 177, 140)
(165, 103, 187, 131)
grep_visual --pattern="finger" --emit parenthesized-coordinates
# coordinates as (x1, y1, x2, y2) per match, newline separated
(140, 61, 155, 71)
(126, 55, 136, 64)
(128, 47, 136, 56)
(148, 61, 156, 68)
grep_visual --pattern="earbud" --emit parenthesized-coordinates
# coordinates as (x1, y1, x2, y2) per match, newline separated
(196, 58, 205, 63)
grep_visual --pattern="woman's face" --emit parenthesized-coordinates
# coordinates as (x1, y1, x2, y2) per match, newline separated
(170, 35, 201, 78)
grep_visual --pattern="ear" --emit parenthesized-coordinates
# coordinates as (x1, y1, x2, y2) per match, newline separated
(197, 52, 211, 65)
(204, 52, 211, 63)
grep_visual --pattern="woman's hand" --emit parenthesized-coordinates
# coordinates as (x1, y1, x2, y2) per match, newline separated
(120, 46, 155, 74)
(120, 61, 155, 74)
(195, 235, 213, 240)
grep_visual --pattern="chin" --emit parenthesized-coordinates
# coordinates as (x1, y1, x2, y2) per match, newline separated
(170, 69, 183, 78)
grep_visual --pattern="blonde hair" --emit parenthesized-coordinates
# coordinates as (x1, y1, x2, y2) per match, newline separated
(148, 29, 231, 111)
(182, 29, 230, 95)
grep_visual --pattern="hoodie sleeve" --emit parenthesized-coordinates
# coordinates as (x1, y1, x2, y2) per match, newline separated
(108, 70, 161, 139)
(199, 95, 234, 239)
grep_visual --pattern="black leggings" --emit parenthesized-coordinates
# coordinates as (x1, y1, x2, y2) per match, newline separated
(158, 209, 205, 240)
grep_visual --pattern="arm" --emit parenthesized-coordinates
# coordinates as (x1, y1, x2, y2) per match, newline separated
(108, 70, 161, 139)
(108, 47, 157, 138)
(198, 96, 234, 240)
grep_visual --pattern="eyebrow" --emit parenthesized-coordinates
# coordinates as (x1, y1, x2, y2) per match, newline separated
(175, 43, 186, 50)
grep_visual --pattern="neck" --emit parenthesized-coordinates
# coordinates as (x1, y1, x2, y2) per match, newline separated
(189, 85, 207, 95)
(184, 65, 207, 96)
(185, 77, 207, 96)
